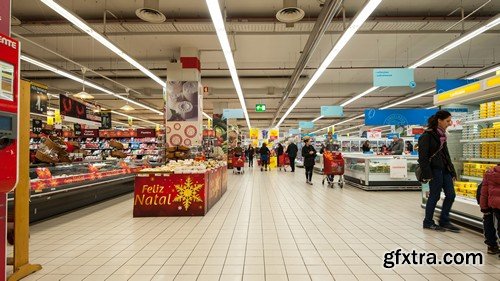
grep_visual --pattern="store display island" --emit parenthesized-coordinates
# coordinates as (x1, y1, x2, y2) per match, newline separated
(343, 153, 421, 190)
(133, 161, 227, 217)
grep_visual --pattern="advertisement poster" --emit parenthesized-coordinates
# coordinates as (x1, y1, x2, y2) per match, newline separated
(269, 128, 279, 141)
(166, 81, 200, 121)
(165, 122, 200, 147)
(0, 61, 14, 101)
(250, 128, 259, 139)
(367, 129, 382, 139)
(262, 129, 269, 139)
(29, 82, 48, 114)
(213, 114, 227, 153)
(32, 119, 43, 135)
(60, 95, 101, 123)
(227, 119, 240, 150)
(100, 110, 112, 129)
(74, 123, 82, 136)
(364, 108, 437, 126)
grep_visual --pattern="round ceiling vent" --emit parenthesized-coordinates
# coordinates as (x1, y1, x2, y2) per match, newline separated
(276, 7, 305, 23)
(135, 7, 166, 23)
(11, 16, 21, 26)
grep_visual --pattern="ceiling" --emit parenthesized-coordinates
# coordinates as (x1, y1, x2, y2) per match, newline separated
(11, 0, 500, 132)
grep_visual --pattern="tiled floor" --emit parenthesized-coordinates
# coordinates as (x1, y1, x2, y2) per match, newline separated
(14, 167, 500, 281)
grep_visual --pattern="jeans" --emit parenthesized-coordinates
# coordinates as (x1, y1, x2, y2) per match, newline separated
(248, 157, 253, 167)
(483, 211, 498, 247)
(289, 157, 296, 172)
(305, 165, 313, 182)
(423, 169, 455, 227)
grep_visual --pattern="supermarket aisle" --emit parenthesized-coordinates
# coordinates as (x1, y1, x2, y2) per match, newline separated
(20, 167, 499, 281)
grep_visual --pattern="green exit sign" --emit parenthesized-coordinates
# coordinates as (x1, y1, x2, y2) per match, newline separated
(255, 104, 266, 112)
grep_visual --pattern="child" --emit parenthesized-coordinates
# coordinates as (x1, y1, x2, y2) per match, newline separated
(479, 164, 500, 256)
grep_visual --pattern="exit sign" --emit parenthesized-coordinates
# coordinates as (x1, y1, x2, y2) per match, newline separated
(255, 104, 266, 112)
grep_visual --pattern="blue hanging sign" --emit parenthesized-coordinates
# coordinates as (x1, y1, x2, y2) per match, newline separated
(386, 133, 400, 139)
(299, 121, 314, 129)
(222, 109, 244, 119)
(364, 108, 438, 126)
(436, 79, 478, 94)
(373, 68, 415, 87)
(320, 106, 343, 117)
(288, 128, 300, 135)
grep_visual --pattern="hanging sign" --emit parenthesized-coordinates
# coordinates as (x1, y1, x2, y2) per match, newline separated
(373, 68, 415, 87)
(364, 108, 437, 126)
(250, 128, 259, 139)
(60, 95, 101, 124)
(288, 128, 300, 135)
(299, 121, 314, 129)
(222, 109, 244, 119)
(269, 128, 279, 141)
(367, 129, 382, 139)
(29, 82, 48, 114)
(128, 116, 133, 127)
(81, 129, 99, 138)
(137, 129, 156, 138)
(100, 110, 112, 129)
(255, 104, 266, 112)
(32, 119, 43, 135)
(436, 79, 477, 94)
(74, 123, 82, 136)
(321, 106, 343, 117)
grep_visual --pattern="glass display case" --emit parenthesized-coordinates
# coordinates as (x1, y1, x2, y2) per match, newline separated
(343, 154, 421, 190)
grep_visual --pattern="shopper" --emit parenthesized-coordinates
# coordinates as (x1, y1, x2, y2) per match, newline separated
(302, 137, 317, 185)
(388, 136, 404, 155)
(477, 180, 499, 255)
(362, 140, 371, 153)
(259, 143, 270, 171)
(320, 134, 339, 184)
(247, 145, 255, 167)
(406, 141, 414, 153)
(286, 140, 298, 172)
(479, 165, 500, 255)
(419, 110, 460, 232)
(276, 142, 284, 167)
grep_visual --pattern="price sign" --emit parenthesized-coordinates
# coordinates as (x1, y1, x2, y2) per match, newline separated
(32, 119, 43, 135)
(74, 123, 82, 136)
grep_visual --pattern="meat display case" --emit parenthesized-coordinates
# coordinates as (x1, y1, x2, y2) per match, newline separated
(8, 159, 149, 223)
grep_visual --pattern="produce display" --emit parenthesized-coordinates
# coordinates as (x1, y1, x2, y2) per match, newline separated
(454, 181, 479, 199)
(140, 159, 226, 174)
(463, 162, 497, 177)
(166, 145, 191, 160)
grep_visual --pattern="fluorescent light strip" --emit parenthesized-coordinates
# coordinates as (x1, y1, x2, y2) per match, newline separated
(206, 0, 251, 128)
(371, 125, 391, 130)
(427, 105, 438, 109)
(340, 86, 379, 107)
(276, 0, 382, 127)
(380, 89, 435, 109)
(311, 116, 324, 122)
(111, 110, 159, 126)
(409, 14, 500, 69)
(202, 112, 213, 120)
(466, 65, 500, 79)
(21, 55, 164, 115)
(312, 114, 365, 134)
(41, 0, 165, 88)
(336, 124, 364, 133)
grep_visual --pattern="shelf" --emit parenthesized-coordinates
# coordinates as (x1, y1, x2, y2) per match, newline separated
(464, 116, 500, 124)
(461, 175, 483, 182)
(461, 158, 500, 163)
(460, 138, 500, 143)
(81, 148, 113, 150)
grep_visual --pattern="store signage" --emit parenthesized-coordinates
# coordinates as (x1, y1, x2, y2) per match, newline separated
(444, 107, 468, 130)
(389, 158, 408, 178)
(373, 68, 415, 87)
(261, 129, 269, 139)
(222, 108, 244, 119)
(32, 119, 43, 135)
(386, 133, 400, 139)
(255, 104, 266, 112)
(364, 108, 437, 126)
(81, 129, 99, 138)
(367, 129, 382, 139)
(299, 121, 314, 129)
(435, 82, 481, 102)
(320, 106, 343, 117)
(436, 79, 477, 94)
(486, 75, 500, 88)
(269, 128, 279, 141)
(249, 128, 259, 139)
(100, 110, 112, 129)
(288, 128, 300, 135)
(29, 82, 48, 114)
(137, 128, 156, 138)
(74, 123, 82, 136)
(60, 95, 101, 123)
(0, 0, 10, 35)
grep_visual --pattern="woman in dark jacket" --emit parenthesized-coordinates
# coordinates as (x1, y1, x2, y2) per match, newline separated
(276, 143, 284, 166)
(259, 143, 270, 171)
(418, 110, 459, 232)
(301, 137, 317, 185)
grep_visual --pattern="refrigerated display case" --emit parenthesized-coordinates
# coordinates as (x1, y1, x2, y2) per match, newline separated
(343, 154, 420, 190)
(8, 159, 149, 223)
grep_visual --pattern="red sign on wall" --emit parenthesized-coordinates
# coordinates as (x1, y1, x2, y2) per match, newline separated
(137, 128, 156, 138)
(82, 129, 99, 138)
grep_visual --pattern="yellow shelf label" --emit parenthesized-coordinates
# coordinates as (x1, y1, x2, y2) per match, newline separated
(486, 76, 500, 88)
(437, 82, 481, 102)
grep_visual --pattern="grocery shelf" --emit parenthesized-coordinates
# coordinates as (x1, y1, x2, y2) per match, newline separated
(464, 116, 500, 124)
(461, 175, 483, 182)
(461, 158, 500, 163)
(459, 138, 500, 143)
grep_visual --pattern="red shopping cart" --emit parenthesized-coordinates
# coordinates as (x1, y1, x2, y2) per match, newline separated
(322, 151, 345, 188)
(278, 153, 290, 171)
(232, 155, 245, 174)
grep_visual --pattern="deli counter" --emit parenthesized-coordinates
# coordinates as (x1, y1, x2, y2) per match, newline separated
(343, 154, 421, 190)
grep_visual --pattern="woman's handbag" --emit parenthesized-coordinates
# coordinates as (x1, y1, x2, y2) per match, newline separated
(415, 145, 444, 183)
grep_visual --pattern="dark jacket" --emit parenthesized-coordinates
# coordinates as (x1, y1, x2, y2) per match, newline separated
(362, 142, 371, 152)
(286, 143, 298, 158)
(277, 144, 284, 156)
(302, 145, 317, 167)
(389, 139, 404, 155)
(247, 147, 255, 158)
(417, 129, 456, 179)
(259, 146, 270, 156)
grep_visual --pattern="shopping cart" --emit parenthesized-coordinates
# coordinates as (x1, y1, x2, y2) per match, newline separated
(232, 155, 245, 174)
(278, 153, 290, 171)
(322, 151, 345, 188)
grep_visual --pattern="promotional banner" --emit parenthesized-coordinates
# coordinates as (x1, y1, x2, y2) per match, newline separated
(269, 128, 279, 141)
(81, 129, 99, 138)
(390, 158, 408, 179)
(32, 119, 43, 135)
(320, 106, 343, 117)
(367, 129, 382, 139)
(222, 108, 244, 119)
(74, 123, 82, 136)
(100, 110, 112, 129)
(60, 95, 101, 123)
(364, 108, 438, 126)
(213, 114, 227, 153)
(299, 121, 314, 129)
(227, 119, 240, 150)
(261, 129, 269, 139)
(436, 79, 477, 94)
(137, 129, 156, 138)
(29, 82, 48, 114)
(250, 128, 259, 139)
(373, 68, 415, 87)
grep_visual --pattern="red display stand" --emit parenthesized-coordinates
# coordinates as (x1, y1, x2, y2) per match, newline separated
(133, 166, 227, 217)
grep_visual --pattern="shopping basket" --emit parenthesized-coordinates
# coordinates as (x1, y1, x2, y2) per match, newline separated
(322, 151, 345, 188)
(232, 155, 245, 174)
(278, 153, 290, 171)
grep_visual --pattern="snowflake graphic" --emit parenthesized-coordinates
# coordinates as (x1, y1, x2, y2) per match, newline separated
(173, 177, 204, 211)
